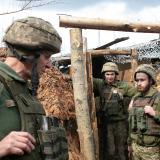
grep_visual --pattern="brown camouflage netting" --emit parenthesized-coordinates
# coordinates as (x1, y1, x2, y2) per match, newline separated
(37, 67, 75, 120)
(0, 48, 7, 61)
(37, 67, 81, 160)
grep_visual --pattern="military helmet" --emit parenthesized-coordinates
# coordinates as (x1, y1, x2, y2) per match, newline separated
(101, 62, 119, 75)
(3, 17, 62, 54)
(134, 64, 156, 84)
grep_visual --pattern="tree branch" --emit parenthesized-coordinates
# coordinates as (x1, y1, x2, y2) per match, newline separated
(0, 0, 61, 16)
(21, 0, 32, 10)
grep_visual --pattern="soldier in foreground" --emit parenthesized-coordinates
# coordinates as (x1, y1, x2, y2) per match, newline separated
(94, 62, 136, 160)
(0, 17, 68, 159)
(128, 64, 160, 160)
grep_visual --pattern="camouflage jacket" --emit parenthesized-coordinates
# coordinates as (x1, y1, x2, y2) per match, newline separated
(0, 61, 44, 160)
(128, 87, 160, 146)
(93, 78, 136, 121)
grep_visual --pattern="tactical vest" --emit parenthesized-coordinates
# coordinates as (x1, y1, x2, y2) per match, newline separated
(129, 93, 160, 136)
(100, 85, 127, 121)
(0, 71, 68, 160)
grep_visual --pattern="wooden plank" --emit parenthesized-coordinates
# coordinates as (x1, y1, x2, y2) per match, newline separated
(60, 15, 160, 33)
(94, 37, 129, 50)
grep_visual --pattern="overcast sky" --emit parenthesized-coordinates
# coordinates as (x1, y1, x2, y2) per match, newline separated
(0, 0, 160, 55)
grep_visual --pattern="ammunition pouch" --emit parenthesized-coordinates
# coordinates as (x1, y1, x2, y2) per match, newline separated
(130, 108, 148, 134)
(130, 109, 137, 132)
(136, 108, 147, 133)
(104, 100, 121, 116)
(102, 91, 123, 116)
(38, 116, 68, 160)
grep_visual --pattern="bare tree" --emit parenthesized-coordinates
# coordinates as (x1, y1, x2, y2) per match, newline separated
(0, 0, 63, 15)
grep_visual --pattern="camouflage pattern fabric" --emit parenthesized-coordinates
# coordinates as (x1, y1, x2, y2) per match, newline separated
(132, 142, 160, 160)
(101, 62, 119, 74)
(134, 64, 156, 84)
(104, 120, 128, 160)
(3, 17, 62, 53)
(38, 127, 68, 160)
(93, 78, 136, 160)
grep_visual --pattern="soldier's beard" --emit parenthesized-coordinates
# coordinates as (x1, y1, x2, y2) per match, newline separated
(137, 84, 151, 94)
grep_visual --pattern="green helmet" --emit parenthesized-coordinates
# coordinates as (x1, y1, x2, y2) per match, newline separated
(3, 17, 62, 54)
(134, 64, 156, 84)
(101, 62, 119, 75)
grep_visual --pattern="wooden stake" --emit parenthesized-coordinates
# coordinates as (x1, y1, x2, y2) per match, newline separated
(70, 28, 96, 160)
(86, 51, 99, 160)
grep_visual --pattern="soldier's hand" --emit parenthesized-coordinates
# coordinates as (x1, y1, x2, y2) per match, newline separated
(128, 145, 133, 158)
(128, 145, 133, 153)
(128, 100, 133, 110)
(144, 105, 156, 116)
(0, 131, 36, 158)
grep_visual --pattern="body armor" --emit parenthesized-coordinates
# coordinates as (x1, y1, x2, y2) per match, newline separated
(100, 85, 127, 121)
(129, 93, 160, 136)
(0, 71, 68, 160)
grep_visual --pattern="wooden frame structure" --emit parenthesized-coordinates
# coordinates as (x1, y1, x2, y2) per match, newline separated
(59, 15, 160, 160)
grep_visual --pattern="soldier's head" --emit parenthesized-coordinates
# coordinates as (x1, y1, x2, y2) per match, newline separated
(134, 64, 156, 93)
(3, 16, 62, 95)
(101, 62, 119, 84)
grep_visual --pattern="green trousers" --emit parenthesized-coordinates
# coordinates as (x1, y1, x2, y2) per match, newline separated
(105, 120, 128, 160)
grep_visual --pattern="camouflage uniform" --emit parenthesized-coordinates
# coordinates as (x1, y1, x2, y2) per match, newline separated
(94, 77, 135, 160)
(129, 87, 160, 160)
(0, 17, 68, 160)
(0, 61, 44, 160)
(128, 64, 160, 160)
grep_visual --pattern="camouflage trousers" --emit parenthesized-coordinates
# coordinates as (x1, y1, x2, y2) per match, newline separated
(132, 142, 160, 160)
(104, 120, 128, 160)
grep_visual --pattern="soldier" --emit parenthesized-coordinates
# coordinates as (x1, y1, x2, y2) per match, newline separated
(0, 17, 68, 159)
(128, 64, 160, 160)
(93, 62, 136, 160)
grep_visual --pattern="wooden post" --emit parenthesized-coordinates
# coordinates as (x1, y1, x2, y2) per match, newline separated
(131, 49, 138, 83)
(86, 52, 100, 160)
(70, 28, 96, 160)
(60, 15, 160, 33)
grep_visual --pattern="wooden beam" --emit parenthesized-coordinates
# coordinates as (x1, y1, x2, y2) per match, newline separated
(88, 49, 131, 57)
(94, 37, 129, 50)
(70, 28, 96, 160)
(60, 15, 160, 33)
